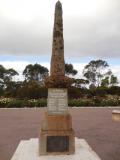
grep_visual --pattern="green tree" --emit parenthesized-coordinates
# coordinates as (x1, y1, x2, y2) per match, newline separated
(4, 68, 18, 84)
(23, 64, 49, 84)
(101, 75, 118, 87)
(0, 65, 18, 88)
(83, 60, 112, 87)
(17, 81, 47, 99)
(4, 81, 21, 97)
(0, 65, 6, 87)
(0, 65, 19, 96)
(110, 75, 118, 86)
(74, 79, 89, 88)
(65, 63, 78, 76)
(101, 77, 109, 87)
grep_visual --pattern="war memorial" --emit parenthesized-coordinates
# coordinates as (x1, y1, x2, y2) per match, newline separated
(11, 1, 102, 160)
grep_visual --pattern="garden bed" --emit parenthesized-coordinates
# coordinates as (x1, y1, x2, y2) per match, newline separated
(0, 95, 120, 108)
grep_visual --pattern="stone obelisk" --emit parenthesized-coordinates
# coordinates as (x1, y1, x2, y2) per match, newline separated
(50, 0, 65, 77)
(39, 1, 75, 155)
(45, 1, 73, 88)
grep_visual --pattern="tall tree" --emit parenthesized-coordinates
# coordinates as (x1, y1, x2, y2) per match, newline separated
(110, 75, 118, 86)
(0, 65, 18, 96)
(0, 65, 6, 87)
(0, 65, 18, 87)
(101, 76, 109, 87)
(83, 60, 112, 87)
(23, 63, 49, 84)
(101, 74, 118, 87)
(4, 68, 18, 83)
(65, 63, 78, 76)
(74, 78, 89, 88)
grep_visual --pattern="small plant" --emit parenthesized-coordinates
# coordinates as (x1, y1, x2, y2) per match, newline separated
(68, 99, 94, 107)
(0, 98, 13, 107)
(36, 99, 47, 107)
(0, 95, 120, 108)
(7, 100, 23, 108)
(28, 99, 47, 107)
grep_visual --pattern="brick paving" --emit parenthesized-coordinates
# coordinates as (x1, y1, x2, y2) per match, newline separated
(0, 108, 120, 160)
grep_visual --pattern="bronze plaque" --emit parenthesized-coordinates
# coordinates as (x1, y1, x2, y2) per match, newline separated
(47, 136, 69, 152)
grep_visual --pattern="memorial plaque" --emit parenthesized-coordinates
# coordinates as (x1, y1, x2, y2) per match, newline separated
(47, 136, 69, 152)
(47, 88, 68, 114)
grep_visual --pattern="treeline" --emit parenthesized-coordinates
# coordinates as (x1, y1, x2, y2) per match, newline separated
(0, 60, 119, 99)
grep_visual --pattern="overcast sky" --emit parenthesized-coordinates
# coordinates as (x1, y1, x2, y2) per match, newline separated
(0, 0, 120, 80)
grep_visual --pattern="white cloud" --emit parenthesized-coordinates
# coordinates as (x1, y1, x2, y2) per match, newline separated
(0, 61, 29, 72)
(72, 63, 87, 78)
(0, 0, 120, 58)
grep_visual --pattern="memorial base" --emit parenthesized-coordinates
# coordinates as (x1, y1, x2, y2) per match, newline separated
(39, 112, 75, 155)
(11, 138, 101, 160)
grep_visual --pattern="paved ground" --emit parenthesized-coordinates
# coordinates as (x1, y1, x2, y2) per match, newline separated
(0, 108, 120, 160)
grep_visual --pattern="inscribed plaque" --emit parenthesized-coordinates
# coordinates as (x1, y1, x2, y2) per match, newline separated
(47, 88, 68, 114)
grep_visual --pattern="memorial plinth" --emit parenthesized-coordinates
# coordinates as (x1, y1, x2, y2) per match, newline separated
(39, 88, 75, 155)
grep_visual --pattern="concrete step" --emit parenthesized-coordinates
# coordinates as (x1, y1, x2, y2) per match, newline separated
(11, 137, 101, 160)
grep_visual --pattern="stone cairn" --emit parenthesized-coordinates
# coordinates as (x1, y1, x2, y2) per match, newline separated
(39, 1, 75, 155)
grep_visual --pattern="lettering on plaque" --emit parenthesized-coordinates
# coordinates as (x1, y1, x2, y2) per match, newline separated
(47, 89, 68, 113)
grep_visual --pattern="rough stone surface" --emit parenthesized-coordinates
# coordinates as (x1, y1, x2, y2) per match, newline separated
(39, 112, 75, 155)
(41, 112, 72, 131)
(50, 1, 65, 77)
(44, 1, 73, 88)
(45, 75, 73, 88)
(11, 138, 101, 160)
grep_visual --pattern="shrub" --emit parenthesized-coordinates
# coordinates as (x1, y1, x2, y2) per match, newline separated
(89, 87, 107, 97)
(28, 99, 47, 107)
(36, 99, 47, 107)
(68, 99, 94, 107)
(107, 86, 120, 95)
(93, 97, 103, 106)
(17, 82, 48, 99)
(7, 100, 26, 108)
(0, 98, 13, 107)
(100, 96, 120, 106)
(68, 88, 81, 99)
(0, 95, 120, 108)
